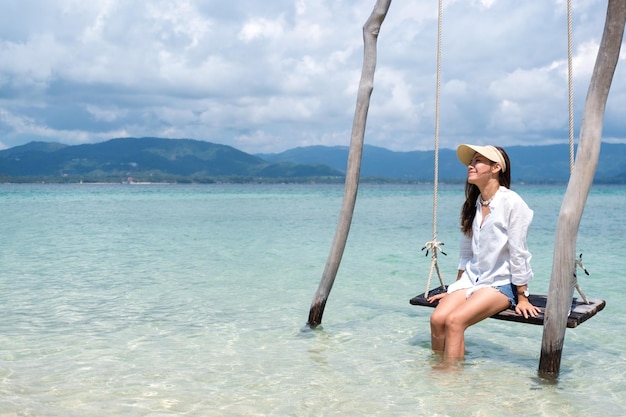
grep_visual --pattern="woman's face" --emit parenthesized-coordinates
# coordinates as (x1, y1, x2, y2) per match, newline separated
(467, 153, 495, 186)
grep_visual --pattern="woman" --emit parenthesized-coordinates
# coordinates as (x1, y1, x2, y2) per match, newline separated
(428, 144, 540, 360)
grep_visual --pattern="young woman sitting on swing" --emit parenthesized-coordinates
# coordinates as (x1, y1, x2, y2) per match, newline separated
(427, 144, 541, 360)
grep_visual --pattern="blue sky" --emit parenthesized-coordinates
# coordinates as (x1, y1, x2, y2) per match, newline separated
(0, 0, 624, 153)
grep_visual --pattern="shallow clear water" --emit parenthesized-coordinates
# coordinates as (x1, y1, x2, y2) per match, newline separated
(0, 183, 624, 416)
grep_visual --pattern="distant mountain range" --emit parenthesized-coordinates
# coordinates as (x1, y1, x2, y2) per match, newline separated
(260, 143, 626, 183)
(0, 137, 342, 183)
(1, 137, 625, 183)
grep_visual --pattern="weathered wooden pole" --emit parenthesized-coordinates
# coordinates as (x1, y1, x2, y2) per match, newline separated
(538, 0, 626, 380)
(307, 0, 392, 328)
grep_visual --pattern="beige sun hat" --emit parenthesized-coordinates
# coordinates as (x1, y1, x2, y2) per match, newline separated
(456, 144, 507, 173)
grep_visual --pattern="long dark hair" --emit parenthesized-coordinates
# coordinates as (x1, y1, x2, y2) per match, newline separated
(460, 146, 511, 236)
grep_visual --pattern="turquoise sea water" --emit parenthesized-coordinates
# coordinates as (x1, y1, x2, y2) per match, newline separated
(0, 183, 624, 416)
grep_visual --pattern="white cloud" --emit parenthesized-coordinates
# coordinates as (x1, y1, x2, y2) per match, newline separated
(0, 0, 622, 153)
(239, 16, 285, 42)
(146, 1, 210, 49)
(574, 40, 601, 79)
(0, 33, 64, 84)
(0, 107, 126, 145)
(86, 105, 126, 122)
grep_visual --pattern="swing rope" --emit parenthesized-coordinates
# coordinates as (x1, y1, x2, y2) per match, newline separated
(422, 0, 447, 296)
(566, 0, 591, 304)
(567, 0, 575, 173)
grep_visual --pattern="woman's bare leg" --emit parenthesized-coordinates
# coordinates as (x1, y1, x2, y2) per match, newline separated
(442, 288, 510, 359)
(430, 291, 468, 353)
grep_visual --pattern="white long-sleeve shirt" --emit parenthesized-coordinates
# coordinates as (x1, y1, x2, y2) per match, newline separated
(447, 186, 534, 295)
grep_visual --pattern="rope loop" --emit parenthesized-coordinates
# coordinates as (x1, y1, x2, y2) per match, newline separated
(422, 240, 447, 296)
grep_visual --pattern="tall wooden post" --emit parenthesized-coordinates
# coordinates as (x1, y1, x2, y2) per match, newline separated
(307, 0, 392, 328)
(538, 0, 626, 380)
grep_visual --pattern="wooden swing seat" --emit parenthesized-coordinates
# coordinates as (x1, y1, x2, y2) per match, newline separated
(409, 285, 606, 328)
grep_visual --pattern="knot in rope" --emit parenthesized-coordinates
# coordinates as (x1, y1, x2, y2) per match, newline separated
(421, 240, 447, 258)
(574, 253, 590, 278)
(573, 253, 591, 304)
(422, 240, 447, 296)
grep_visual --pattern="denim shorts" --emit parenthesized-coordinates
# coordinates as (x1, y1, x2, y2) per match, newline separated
(494, 283, 517, 307)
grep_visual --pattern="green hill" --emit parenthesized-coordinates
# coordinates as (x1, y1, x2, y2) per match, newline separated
(0, 137, 343, 182)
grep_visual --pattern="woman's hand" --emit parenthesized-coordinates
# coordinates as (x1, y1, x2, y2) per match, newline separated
(427, 292, 447, 304)
(515, 299, 541, 318)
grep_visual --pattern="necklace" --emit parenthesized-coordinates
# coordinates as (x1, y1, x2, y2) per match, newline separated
(479, 195, 493, 206)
